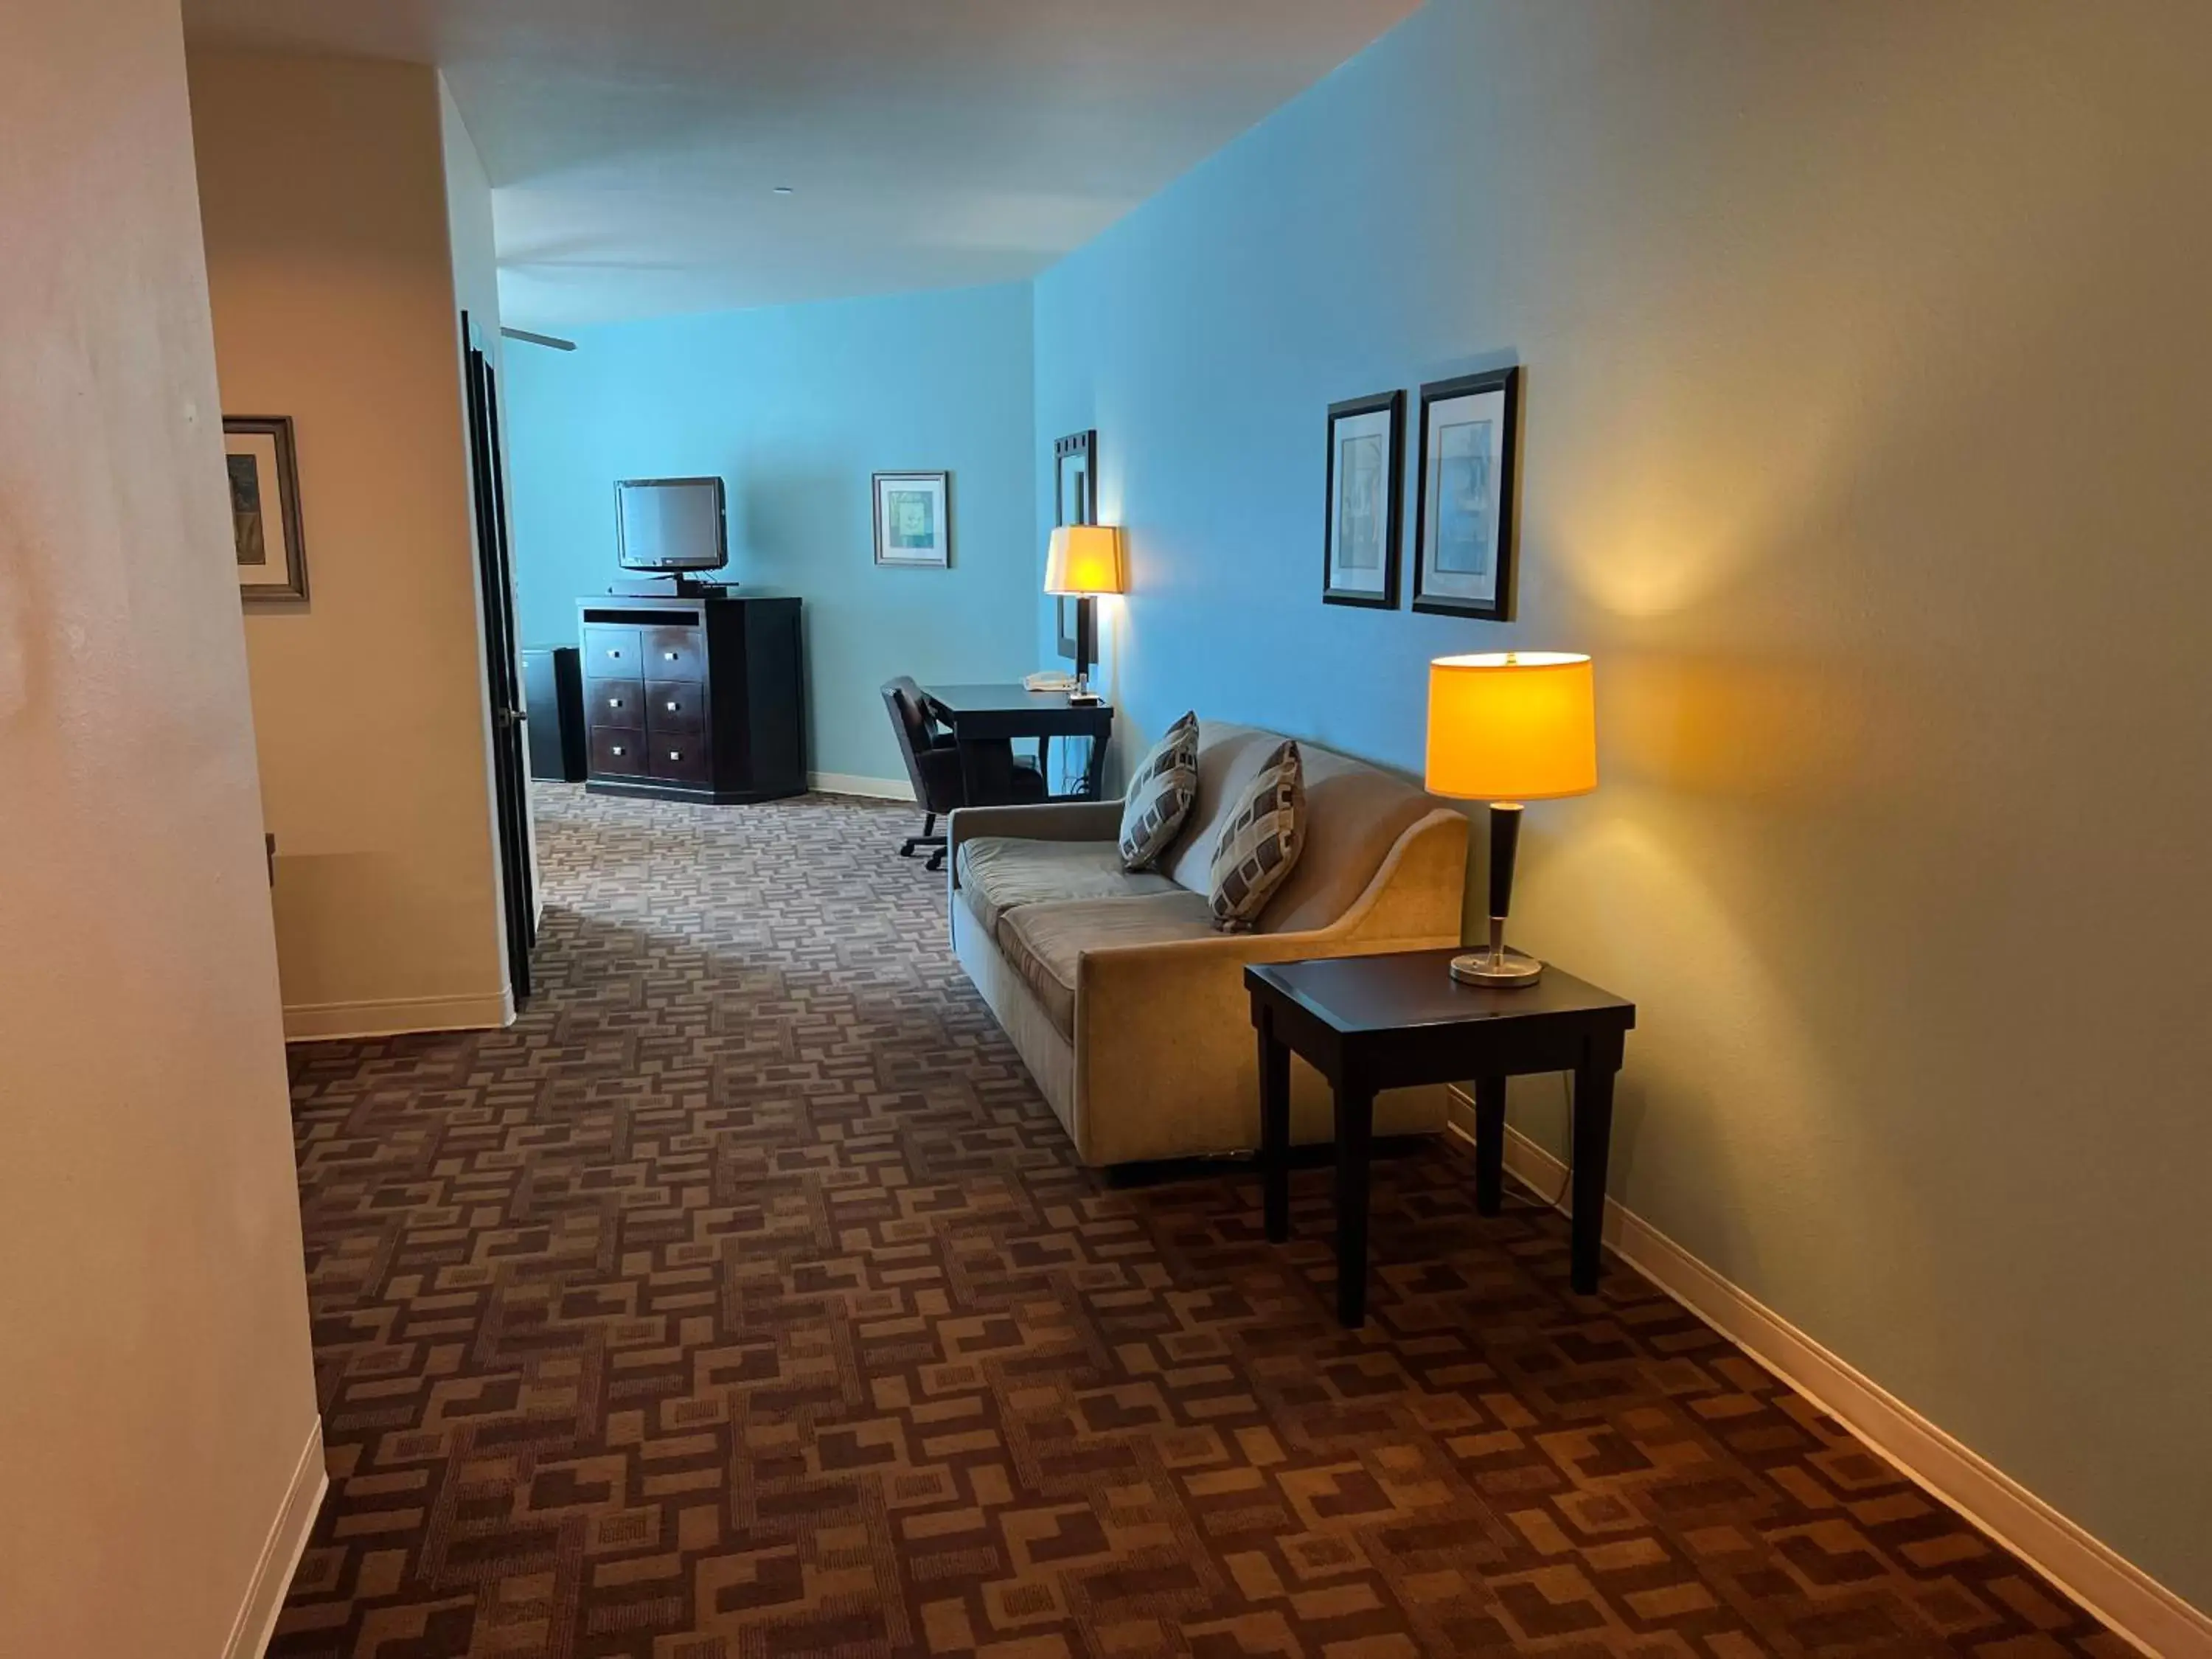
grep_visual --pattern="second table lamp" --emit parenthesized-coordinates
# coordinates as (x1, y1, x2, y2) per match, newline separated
(1044, 524, 1127, 703)
(1425, 651, 1597, 986)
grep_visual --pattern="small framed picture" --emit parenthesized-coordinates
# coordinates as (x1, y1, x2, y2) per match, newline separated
(873, 470, 950, 567)
(1054, 430, 1096, 654)
(1322, 391, 1404, 608)
(224, 415, 310, 605)
(1413, 366, 1520, 620)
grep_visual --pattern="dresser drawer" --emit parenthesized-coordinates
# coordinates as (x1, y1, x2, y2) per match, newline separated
(642, 625, 705, 681)
(590, 725, 647, 776)
(583, 626, 643, 677)
(648, 736, 709, 784)
(645, 678, 705, 737)
(586, 675, 646, 727)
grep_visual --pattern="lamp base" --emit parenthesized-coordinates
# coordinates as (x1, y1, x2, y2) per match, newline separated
(1448, 946, 1545, 987)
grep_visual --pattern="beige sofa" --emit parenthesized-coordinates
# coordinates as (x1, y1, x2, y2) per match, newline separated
(947, 720, 1469, 1166)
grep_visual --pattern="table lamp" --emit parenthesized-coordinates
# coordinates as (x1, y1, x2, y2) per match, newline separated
(1426, 651, 1597, 986)
(1045, 524, 1126, 703)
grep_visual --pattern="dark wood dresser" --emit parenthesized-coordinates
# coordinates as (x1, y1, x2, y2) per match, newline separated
(576, 594, 806, 804)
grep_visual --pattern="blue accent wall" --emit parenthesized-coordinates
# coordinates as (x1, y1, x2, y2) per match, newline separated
(505, 280, 1036, 785)
(1033, 7, 1544, 778)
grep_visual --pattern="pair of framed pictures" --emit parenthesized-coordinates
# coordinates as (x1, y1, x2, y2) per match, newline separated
(1321, 366, 1520, 619)
(872, 470, 950, 567)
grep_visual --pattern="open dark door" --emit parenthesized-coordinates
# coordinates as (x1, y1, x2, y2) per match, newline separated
(462, 310, 535, 1005)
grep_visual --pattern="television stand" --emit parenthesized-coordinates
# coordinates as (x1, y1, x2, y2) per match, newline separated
(607, 574, 731, 599)
(577, 593, 804, 804)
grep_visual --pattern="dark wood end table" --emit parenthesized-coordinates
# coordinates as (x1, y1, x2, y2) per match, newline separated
(1245, 948, 1636, 1326)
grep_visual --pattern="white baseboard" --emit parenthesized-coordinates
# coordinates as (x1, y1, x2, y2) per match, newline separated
(282, 987, 514, 1042)
(810, 771, 915, 802)
(223, 1416, 327, 1659)
(1445, 1091, 2208, 1659)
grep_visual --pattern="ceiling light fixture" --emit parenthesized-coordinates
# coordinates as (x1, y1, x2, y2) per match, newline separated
(772, 185, 795, 196)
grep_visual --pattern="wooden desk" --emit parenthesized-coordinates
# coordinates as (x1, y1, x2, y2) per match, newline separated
(922, 684, 1114, 800)
(1245, 948, 1636, 1325)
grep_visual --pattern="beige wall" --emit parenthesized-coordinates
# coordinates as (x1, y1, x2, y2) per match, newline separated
(442, 74, 504, 372)
(189, 49, 512, 1039)
(1036, 0, 2212, 1618)
(439, 73, 545, 916)
(1473, 6, 2212, 1609)
(0, 1, 322, 1653)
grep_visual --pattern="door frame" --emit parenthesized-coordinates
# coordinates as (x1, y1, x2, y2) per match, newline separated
(462, 310, 535, 1005)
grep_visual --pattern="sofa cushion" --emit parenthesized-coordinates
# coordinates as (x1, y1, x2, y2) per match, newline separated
(1117, 710, 1199, 870)
(993, 890, 1218, 1038)
(1164, 721, 1438, 934)
(955, 836, 1178, 933)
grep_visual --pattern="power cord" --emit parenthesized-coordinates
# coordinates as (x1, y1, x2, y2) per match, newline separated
(1498, 1071, 1576, 1214)
(1048, 734, 1093, 797)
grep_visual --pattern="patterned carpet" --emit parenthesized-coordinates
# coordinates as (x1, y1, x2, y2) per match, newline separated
(276, 787, 2124, 1659)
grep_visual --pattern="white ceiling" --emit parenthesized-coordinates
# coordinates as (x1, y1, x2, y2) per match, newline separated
(181, 0, 1420, 328)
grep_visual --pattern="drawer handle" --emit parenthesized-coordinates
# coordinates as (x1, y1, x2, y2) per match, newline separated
(663, 650, 680, 661)
(667, 749, 682, 761)
(607, 648, 623, 659)
(608, 697, 625, 709)
(665, 700, 680, 712)
(610, 744, 626, 757)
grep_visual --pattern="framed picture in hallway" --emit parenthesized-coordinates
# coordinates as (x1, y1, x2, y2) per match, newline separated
(1053, 429, 1096, 657)
(223, 414, 310, 605)
(1413, 366, 1520, 620)
(873, 471, 950, 567)
(1322, 390, 1403, 608)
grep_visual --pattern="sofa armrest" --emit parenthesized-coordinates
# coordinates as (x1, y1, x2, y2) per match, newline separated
(947, 799, 1124, 877)
(1061, 807, 1469, 1165)
(1072, 920, 1450, 1165)
(1077, 802, 1467, 1006)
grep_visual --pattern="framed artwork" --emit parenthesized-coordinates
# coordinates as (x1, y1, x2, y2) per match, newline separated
(1412, 366, 1520, 620)
(1054, 430, 1096, 657)
(872, 470, 951, 567)
(224, 415, 310, 605)
(1321, 391, 1404, 608)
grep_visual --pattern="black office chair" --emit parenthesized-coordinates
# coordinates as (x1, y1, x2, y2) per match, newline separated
(881, 678, 1046, 870)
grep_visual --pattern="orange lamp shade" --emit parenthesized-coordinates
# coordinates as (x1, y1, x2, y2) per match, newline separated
(1426, 652, 1597, 802)
(1044, 524, 1127, 595)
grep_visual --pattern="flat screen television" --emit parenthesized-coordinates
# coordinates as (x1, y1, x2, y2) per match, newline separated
(615, 476, 727, 572)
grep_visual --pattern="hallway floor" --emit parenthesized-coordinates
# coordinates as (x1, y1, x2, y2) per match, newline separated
(274, 787, 2123, 1658)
